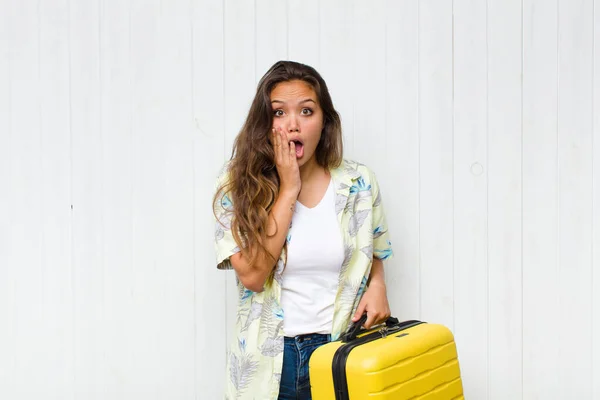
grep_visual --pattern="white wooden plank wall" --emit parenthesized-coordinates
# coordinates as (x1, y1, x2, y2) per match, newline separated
(0, 0, 598, 399)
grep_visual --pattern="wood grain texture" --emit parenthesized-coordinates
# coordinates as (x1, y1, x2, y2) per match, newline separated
(384, 0, 420, 321)
(100, 1, 134, 398)
(319, 0, 355, 155)
(152, 1, 196, 398)
(256, 0, 287, 78)
(452, 0, 489, 397)
(39, 0, 74, 397)
(593, 3, 600, 398)
(418, 0, 455, 330)
(522, 0, 560, 398)
(192, 0, 227, 397)
(0, 0, 15, 396)
(69, 0, 105, 397)
(129, 1, 164, 397)
(557, 0, 594, 397)
(223, 0, 256, 353)
(487, 0, 523, 398)
(352, 0, 386, 173)
(288, 0, 320, 67)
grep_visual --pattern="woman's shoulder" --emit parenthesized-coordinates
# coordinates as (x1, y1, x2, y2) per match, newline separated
(334, 158, 379, 181)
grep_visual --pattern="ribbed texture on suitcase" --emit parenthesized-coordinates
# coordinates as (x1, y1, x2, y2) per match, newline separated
(310, 322, 464, 400)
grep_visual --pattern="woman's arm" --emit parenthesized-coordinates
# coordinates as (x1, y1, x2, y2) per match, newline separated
(230, 128, 301, 292)
(367, 257, 386, 287)
(351, 257, 391, 329)
(230, 190, 296, 292)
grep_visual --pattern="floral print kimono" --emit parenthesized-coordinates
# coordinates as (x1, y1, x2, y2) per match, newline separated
(213, 159, 394, 399)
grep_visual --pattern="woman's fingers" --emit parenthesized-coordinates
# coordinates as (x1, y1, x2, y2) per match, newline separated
(289, 140, 296, 161)
(273, 128, 281, 163)
(273, 127, 298, 166)
(279, 128, 289, 163)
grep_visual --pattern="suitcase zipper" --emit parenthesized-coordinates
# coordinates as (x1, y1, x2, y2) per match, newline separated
(332, 320, 424, 400)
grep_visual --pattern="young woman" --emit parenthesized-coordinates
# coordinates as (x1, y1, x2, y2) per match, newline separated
(213, 60, 394, 400)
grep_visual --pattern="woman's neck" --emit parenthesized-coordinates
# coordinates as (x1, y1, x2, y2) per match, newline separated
(299, 159, 326, 185)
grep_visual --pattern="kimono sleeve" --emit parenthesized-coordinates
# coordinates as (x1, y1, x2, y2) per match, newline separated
(369, 169, 394, 261)
(213, 168, 241, 270)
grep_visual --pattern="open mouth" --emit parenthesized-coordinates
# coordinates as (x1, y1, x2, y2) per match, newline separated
(290, 140, 304, 158)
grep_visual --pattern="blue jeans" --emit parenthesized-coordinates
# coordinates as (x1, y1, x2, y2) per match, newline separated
(278, 333, 331, 400)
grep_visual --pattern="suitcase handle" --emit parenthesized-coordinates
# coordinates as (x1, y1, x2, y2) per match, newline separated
(342, 314, 420, 342)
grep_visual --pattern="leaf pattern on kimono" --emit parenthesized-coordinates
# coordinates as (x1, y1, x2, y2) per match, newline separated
(259, 295, 282, 336)
(238, 337, 247, 352)
(355, 190, 371, 205)
(238, 286, 253, 303)
(215, 224, 225, 241)
(373, 226, 386, 239)
(229, 352, 240, 389)
(348, 209, 370, 237)
(335, 193, 348, 215)
(241, 301, 263, 332)
(360, 245, 373, 260)
(356, 276, 369, 299)
(339, 278, 361, 309)
(260, 336, 283, 357)
(273, 270, 283, 286)
(373, 190, 382, 207)
(338, 244, 355, 284)
(229, 351, 258, 393)
(216, 206, 233, 230)
(375, 247, 394, 260)
(344, 163, 361, 178)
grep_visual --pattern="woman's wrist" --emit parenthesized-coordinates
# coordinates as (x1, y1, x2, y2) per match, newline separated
(277, 189, 300, 204)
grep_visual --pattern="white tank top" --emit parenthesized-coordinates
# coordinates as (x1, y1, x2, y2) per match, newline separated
(280, 178, 345, 337)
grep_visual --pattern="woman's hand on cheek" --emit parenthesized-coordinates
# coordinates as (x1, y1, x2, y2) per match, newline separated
(271, 127, 301, 197)
(351, 281, 391, 330)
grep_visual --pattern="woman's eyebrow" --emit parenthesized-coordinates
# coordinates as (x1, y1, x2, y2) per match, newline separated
(271, 98, 316, 105)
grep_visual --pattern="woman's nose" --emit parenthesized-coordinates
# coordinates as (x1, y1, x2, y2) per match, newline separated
(287, 116, 299, 132)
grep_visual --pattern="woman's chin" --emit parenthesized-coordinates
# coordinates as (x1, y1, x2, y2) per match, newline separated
(297, 155, 317, 170)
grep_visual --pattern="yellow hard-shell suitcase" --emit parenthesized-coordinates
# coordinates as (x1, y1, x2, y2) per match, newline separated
(309, 316, 464, 400)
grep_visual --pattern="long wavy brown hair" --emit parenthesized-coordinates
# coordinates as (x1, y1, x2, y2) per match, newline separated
(214, 60, 343, 275)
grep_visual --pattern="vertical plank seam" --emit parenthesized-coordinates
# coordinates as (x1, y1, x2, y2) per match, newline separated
(317, 0, 321, 66)
(67, 0, 77, 394)
(520, 0, 525, 397)
(223, 0, 229, 378)
(384, 2, 387, 220)
(6, 0, 17, 390)
(417, 0, 422, 321)
(451, 0, 456, 334)
(189, 0, 197, 396)
(253, 0, 257, 85)
(97, 1, 106, 393)
(222, 0, 228, 376)
(352, 0, 355, 156)
(555, 2, 561, 392)
(127, 0, 134, 394)
(37, 0, 45, 343)
(591, 0, 596, 395)
(485, 0, 490, 398)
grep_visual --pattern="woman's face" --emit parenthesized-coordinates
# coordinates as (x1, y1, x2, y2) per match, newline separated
(270, 79, 324, 169)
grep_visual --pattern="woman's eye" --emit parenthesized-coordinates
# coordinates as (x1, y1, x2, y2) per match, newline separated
(301, 108, 313, 115)
(273, 109, 284, 117)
